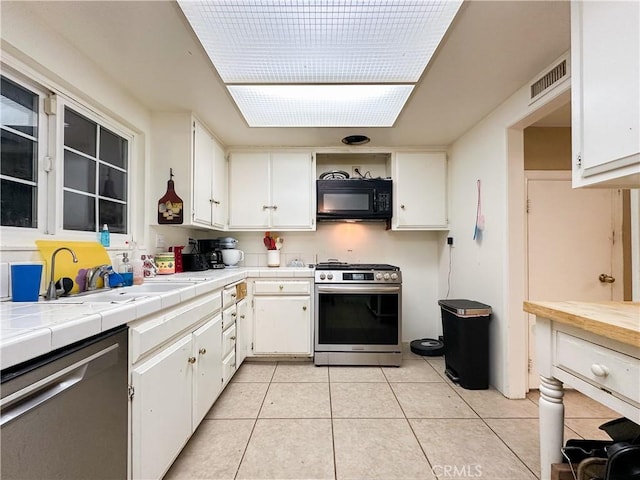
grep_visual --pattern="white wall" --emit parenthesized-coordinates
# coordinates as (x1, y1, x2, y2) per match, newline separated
(443, 70, 571, 396)
(210, 225, 445, 343)
(0, 3, 153, 251)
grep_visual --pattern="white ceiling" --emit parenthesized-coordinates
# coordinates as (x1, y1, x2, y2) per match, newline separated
(22, 0, 571, 148)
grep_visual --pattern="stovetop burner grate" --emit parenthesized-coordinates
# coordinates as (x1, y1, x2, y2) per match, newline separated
(315, 262, 399, 271)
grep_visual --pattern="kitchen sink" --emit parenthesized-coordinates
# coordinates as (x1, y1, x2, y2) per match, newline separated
(52, 282, 197, 303)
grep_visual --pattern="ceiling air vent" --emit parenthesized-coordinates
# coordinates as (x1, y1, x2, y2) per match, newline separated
(529, 53, 570, 105)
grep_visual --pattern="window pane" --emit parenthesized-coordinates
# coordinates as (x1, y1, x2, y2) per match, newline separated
(1, 76, 38, 137)
(0, 179, 37, 227)
(64, 150, 96, 193)
(63, 191, 95, 231)
(64, 108, 96, 156)
(99, 199, 126, 233)
(1, 129, 37, 181)
(99, 164, 126, 201)
(100, 127, 128, 169)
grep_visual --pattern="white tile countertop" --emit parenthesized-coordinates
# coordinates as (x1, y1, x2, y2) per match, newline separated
(0, 267, 313, 370)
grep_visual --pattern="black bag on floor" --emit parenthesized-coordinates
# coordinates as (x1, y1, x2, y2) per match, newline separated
(604, 442, 640, 480)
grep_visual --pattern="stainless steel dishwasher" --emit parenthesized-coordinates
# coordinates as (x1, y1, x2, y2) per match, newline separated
(1, 325, 128, 479)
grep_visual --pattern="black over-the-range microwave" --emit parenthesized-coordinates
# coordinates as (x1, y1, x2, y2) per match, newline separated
(316, 178, 392, 221)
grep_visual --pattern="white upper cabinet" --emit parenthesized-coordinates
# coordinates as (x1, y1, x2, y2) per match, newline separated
(151, 113, 227, 230)
(228, 151, 315, 230)
(192, 120, 228, 229)
(392, 152, 447, 230)
(571, 1, 640, 187)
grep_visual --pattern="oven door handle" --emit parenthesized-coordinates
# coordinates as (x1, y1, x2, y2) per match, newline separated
(316, 285, 401, 294)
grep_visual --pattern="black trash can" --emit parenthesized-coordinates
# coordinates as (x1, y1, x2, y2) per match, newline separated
(438, 299, 491, 390)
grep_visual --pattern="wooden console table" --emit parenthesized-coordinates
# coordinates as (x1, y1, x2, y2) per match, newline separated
(523, 301, 640, 480)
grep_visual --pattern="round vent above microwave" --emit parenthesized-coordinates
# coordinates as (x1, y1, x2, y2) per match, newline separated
(341, 135, 370, 145)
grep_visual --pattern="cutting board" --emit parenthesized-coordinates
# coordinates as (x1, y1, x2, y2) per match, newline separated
(36, 240, 111, 294)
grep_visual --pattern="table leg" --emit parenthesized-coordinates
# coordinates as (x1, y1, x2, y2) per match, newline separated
(539, 375, 565, 480)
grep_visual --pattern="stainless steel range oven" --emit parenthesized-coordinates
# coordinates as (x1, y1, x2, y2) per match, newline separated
(314, 263, 402, 366)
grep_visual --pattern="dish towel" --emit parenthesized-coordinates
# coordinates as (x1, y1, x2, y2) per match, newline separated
(473, 179, 485, 240)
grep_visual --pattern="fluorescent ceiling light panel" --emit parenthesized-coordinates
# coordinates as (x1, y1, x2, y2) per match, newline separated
(228, 84, 414, 127)
(179, 0, 462, 84)
(178, 0, 462, 127)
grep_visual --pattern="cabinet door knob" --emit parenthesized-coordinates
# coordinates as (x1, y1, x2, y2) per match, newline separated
(231, 292, 237, 297)
(302, 305, 307, 311)
(279, 285, 284, 290)
(199, 348, 207, 355)
(272, 205, 278, 210)
(230, 336, 236, 340)
(231, 312, 237, 317)
(188, 356, 196, 364)
(590, 364, 609, 377)
(400, 204, 405, 209)
(240, 314, 245, 319)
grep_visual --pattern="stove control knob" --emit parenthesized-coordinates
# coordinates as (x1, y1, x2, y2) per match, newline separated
(376, 273, 383, 280)
(327, 273, 333, 280)
(390, 273, 398, 281)
(319, 273, 326, 280)
(383, 273, 390, 280)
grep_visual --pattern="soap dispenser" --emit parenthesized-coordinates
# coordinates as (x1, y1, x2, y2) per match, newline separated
(119, 252, 134, 286)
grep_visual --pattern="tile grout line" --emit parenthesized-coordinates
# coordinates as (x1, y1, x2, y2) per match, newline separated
(328, 367, 338, 480)
(384, 361, 438, 478)
(452, 387, 541, 479)
(232, 361, 278, 480)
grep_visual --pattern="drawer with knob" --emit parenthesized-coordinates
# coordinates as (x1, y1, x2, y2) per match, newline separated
(222, 323, 237, 359)
(555, 331, 640, 404)
(253, 280, 311, 295)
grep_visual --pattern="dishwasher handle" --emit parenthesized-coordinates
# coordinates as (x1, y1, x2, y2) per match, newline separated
(0, 343, 119, 427)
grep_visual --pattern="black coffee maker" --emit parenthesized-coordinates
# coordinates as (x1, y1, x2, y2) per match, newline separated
(198, 239, 225, 269)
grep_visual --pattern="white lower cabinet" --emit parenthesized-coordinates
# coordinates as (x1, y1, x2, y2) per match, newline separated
(129, 294, 223, 480)
(131, 335, 194, 480)
(252, 280, 312, 356)
(192, 315, 223, 426)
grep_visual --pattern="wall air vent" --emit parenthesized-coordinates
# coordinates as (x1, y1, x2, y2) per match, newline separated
(529, 52, 570, 105)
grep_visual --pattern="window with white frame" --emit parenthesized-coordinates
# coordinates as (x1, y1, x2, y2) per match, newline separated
(0, 75, 43, 228)
(62, 106, 129, 234)
(0, 68, 132, 239)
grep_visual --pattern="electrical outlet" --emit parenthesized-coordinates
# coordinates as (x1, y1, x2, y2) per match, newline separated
(155, 233, 165, 248)
(352, 166, 361, 177)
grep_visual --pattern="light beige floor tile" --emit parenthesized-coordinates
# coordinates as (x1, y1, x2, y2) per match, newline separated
(391, 382, 477, 418)
(206, 382, 269, 419)
(382, 359, 443, 382)
(259, 382, 330, 418)
(231, 361, 277, 383)
(452, 386, 539, 418)
(272, 361, 329, 382)
(236, 419, 334, 480)
(333, 418, 435, 480)
(564, 418, 617, 440)
(331, 382, 404, 418)
(329, 366, 386, 382)
(485, 418, 575, 478)
(411, 419, 537, 480)
(424, 357, 453, 383)
(163, 419, 254, 480)
(563, 390, 619, 418)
